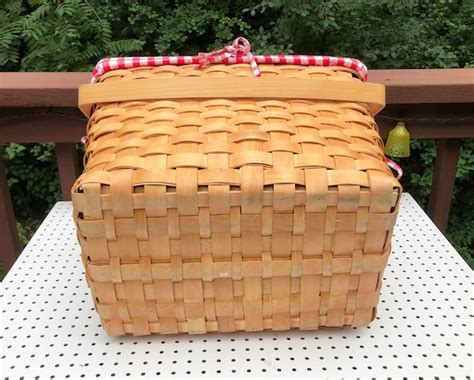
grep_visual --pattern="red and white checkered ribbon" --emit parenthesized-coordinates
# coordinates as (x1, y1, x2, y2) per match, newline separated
(198, 37, 260, 77)
(91, 37, 368, 82)
(386, 158, 403, 180)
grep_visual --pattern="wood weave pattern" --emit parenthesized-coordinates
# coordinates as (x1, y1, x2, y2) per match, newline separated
(72, 64, 401, 335)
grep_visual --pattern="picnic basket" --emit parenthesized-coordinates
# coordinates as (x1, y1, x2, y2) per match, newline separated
(72, 38, 402, 336)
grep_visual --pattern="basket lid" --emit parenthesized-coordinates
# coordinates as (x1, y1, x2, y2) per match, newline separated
(91, 37, 368, 83)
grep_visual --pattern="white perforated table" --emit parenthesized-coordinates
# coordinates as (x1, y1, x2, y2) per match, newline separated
(1, 194, 472, 379)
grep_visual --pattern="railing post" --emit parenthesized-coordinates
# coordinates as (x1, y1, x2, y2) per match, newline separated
(0, 152, 21, 273)
(427, 139, 461, 233)
(55, 143, 80, 200)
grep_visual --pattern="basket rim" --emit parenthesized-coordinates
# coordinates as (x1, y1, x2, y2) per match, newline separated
(91, 55, 368, 83)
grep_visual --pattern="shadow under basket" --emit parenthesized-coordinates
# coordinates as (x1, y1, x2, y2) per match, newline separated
(72, 63, 401, 336)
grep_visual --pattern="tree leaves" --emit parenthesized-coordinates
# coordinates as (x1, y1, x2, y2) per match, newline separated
(1, 0, 472, 71)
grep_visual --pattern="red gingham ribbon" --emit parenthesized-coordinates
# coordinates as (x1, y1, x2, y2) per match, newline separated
(198, 37, 260, 77)
(386, 158, 403, 180)
(91, 37, 368, 82)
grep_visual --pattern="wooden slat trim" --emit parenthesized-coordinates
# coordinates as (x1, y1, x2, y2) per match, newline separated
(0, 153, 20, 274)
(55, 143, 80, 201)
(1, 108, 471, 142)
(0, 72, 87, 108)
(370, 69, 474, 104)
(427, 139, 462, 233)
(377, 118, 474, 139)
(0, 69, 473, 107)
(0, 112, 85, 143)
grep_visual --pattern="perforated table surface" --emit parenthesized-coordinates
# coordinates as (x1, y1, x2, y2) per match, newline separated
(1, 194, 472, 379)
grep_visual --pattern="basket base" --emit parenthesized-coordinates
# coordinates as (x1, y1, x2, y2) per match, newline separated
(98, 308, 377, 336)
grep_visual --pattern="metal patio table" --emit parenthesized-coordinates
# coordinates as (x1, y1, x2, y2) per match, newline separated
(1, 194, 472, 378)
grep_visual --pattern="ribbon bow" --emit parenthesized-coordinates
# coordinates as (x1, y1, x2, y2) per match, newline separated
(198, 37, 261, 77)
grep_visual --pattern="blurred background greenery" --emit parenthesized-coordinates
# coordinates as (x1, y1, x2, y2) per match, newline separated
(1, 0, 473, 267)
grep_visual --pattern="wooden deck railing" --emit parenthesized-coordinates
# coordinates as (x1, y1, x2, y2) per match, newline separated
(1, 69, 473, 273)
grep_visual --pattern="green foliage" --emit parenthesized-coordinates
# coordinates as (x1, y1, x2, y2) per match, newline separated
(0, 0, 472, 264)
(16, 221, 29, 248)
(2, 0, 472, 71)
(0, 0, 23, 69)
(2, 143, 61, 219)
(1, 0, 145, 71)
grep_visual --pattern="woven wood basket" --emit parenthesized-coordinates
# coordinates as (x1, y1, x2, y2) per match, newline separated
(73, 55, 401, 336)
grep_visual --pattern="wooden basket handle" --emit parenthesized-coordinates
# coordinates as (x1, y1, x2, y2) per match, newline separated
(78, 77, 385, 117)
